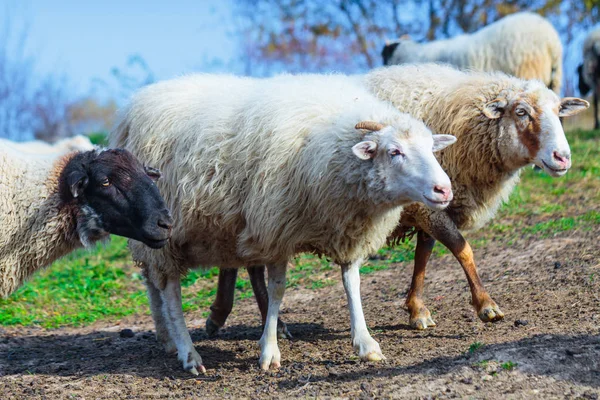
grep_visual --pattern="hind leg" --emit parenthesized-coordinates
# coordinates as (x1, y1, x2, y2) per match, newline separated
(206, 268, 238, 337)
(248, 265, 292, 339)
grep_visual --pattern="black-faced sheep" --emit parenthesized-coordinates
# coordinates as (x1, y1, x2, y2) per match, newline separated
(109, 73, 456, 374)
(382, 12, 563, 93)
(210, 63, 588, 336)
(0, 147, 173, 298)
(578, 27, 600, 129)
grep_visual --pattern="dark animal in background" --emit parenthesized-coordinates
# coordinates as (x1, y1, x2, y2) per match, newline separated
(578, 28, 600, 129)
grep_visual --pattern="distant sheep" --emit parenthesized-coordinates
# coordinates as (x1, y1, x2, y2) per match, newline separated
(0, 135, 95, 155)
(382, 12, 563, 93)
(577, 27, 600, 129)
(210, 63, 588, 336)
(0, 147, 172, 298)
(110, 73, 456, 374)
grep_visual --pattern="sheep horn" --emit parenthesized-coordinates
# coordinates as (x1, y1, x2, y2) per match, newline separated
(355, 121, 386, 132)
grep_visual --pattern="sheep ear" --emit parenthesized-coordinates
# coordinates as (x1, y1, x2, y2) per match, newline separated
(352, 141, 378, 160)
(482, 98, 507, 119)
(559, 97, 589, 117)
(432, 134, 457, 152)
(67, 170, 89, 198)
(144, 166, 162, 181)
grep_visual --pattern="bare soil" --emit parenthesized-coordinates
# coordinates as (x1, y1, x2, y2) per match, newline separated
(1, 226, 599, 399)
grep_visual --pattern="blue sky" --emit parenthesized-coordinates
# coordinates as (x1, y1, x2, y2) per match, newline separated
(1, 0, 238, 98)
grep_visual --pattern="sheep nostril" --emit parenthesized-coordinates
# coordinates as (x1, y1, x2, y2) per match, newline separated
(158, 217, 173, 230)
(434, 185, 450, 197)
(553, 151, 569, 164)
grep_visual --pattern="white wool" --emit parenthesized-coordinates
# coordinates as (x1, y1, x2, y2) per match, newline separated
(0, 149, 80, 297)
(0, 135, 95, 156)
(110, 73, 442, 287)
(386, 12, 562, 93)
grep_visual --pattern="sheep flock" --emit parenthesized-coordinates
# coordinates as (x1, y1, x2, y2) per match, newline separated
(1, 10, 597, 380)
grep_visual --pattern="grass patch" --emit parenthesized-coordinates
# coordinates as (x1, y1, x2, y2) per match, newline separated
(1, 129, 599, 329)
(501, 361, 518, 371)
(468, 342, 484, 353)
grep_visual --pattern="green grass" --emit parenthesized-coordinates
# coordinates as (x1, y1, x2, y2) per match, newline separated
(1, 129, 599, 329)
(468, 342, 484, 353)
(501, 361, 518, 371)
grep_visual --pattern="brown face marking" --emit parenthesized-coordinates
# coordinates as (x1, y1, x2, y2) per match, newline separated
(514, 94, 542, 158)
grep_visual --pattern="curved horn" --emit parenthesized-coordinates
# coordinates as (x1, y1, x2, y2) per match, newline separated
(355, 121, 386, 132)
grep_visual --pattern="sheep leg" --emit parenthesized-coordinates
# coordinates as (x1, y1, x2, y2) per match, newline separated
(146, 279, 177, 353)
(248, 265, 292, 339)
(405, 230, 437, 330)
(428, 216, 504, 323)
(206, 268, 238, 338)
(341, 258, 385, 361)
(258, 262, 287, 370)
(161, 276, 205, 375)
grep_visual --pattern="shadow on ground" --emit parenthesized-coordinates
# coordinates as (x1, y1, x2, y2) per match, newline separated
(2, 321, 599, 390)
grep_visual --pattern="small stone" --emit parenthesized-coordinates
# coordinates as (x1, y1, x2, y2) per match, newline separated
(554, 262, 561, 269)
(461, 377, 473, 385)
(120, 329, 135, 338)
(514, 319, 529, 327)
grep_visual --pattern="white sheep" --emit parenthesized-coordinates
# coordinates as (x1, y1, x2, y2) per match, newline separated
(209, 63, 588, 336)
(577, 27, 600, 129)
(110, 73, 457, 374)
(0, 147, 173, 298)
(0, 135, 95, 155)
(382, 12, 563, 93)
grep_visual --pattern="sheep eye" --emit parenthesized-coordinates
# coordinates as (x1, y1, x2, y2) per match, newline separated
(101, 179, 110, 187)
(516, 108, 527, 117)
(390, 149, 404, 157)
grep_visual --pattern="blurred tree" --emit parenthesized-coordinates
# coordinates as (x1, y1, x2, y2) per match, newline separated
(233, 0, 600, 93)
(67, 97, 118, 136)
(0, 10, 78, 142)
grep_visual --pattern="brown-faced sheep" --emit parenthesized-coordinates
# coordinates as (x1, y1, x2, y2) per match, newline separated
(209, 63, 588, 335)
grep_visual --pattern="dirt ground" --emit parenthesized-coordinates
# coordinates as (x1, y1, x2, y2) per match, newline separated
(1, 225, 599, 399)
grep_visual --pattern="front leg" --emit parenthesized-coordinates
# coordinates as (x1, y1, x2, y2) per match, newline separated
(146, 277, 176, 353)
(429, 213, 504, 323)
(405, 230, 437, 330)
(258, 262, 287, 370)
(161, 276, 206, 375)
(341, 258, 384, 361)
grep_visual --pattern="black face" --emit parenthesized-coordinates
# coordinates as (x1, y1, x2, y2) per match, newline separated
(381, 42, 399, 65)
(59, 149, 172, 249)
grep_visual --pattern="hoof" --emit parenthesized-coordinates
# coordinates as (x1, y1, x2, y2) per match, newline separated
(408, 305, 436, 330)
(364, 351, 386, 362)
(477, 302, 504, 323)
(205, 318, 222, 338)
(355, 334, 385, 362)
(259, 342, 281, 371)
(411, 316, 437, 330)
(181, 349, 205, 375)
